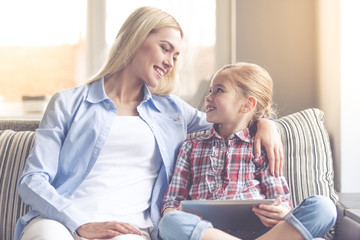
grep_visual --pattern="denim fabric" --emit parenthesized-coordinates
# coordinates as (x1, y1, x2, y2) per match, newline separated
(159, 196, 337, 240)
(284, 195, 337, 240)
(159, 211, 213, 240)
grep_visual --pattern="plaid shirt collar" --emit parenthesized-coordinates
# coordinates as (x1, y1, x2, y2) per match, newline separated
(204, 124, 253, 143)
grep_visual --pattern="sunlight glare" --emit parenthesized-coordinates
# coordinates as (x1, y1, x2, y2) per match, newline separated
(0, 0, 85, 46)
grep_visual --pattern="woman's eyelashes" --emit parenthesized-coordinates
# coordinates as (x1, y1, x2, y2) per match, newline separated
(161, 44, 178, 62)
(161, 45, 169, 53)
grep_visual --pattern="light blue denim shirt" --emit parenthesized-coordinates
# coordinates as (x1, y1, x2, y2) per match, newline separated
(15, 78, 210, 240)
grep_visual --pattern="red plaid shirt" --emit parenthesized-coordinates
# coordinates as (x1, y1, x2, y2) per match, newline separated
(162, 125, 292, 211)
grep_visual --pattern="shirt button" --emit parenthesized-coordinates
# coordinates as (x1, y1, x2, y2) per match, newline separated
(93, 149, 99, 155)
(216, 183, 222, 188)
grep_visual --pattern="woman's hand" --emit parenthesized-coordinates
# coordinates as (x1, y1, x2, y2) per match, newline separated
(252, 197, 290, 228)
(255, 118, 284, 176)
(76, 221, 142, 239)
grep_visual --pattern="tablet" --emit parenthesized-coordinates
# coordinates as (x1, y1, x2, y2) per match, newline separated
(180, 199, 275, 231)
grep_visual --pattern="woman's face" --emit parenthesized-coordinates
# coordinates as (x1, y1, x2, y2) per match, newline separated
(129, 27, 182, 88)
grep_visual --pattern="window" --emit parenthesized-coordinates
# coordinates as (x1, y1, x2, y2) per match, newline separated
(0, 0, 215, 119)
(0, 0, 86, 118)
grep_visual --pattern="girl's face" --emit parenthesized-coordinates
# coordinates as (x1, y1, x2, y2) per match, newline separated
(205, 72, 245, 125)
(129, 27, 182, 88)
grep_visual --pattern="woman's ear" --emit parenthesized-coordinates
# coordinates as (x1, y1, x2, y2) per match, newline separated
(241, 97, 257, 113)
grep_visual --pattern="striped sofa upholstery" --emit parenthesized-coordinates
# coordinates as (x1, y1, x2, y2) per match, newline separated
(277, 108, 338, 240)
(0, 108, 338, 240)
(277, 108, 338, 207)
(0, 130, 34, 240)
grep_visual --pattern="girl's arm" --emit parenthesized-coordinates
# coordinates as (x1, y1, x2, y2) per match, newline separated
(255, 118, 284, 176)
(252, 151, 292, 228)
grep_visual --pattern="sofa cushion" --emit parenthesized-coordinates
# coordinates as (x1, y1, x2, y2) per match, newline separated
(276, 108, 338, 208)
(0, 130, 34, 240)
(277, 108, 338, 240)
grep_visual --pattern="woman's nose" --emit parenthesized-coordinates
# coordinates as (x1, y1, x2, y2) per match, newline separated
(163, 56, 174, 69)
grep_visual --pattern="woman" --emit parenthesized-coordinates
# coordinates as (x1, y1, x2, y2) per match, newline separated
(15, 6, 283, 240)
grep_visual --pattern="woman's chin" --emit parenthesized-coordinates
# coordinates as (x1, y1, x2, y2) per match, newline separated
(146, 79, 159, 89)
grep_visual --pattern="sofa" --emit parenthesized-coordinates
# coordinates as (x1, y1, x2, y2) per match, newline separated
(1, 108, 360, 240)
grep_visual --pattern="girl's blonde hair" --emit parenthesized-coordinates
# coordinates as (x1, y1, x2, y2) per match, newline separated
(89, 6, 183, 95)
(216, 62, 276, 125)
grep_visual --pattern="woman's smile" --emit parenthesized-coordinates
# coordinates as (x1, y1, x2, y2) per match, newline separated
(154, 65, 165, 78)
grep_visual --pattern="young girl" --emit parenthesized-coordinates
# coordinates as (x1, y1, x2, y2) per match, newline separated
(158, 62, 337, 240)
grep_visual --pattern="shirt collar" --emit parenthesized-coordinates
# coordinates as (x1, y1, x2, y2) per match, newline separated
(86, 78, 109, 103)
(86, 78, 161, 112)
(140, 85, 161, 112)
(206, 124, 253, 143)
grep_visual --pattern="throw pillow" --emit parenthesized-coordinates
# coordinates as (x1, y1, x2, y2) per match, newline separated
(276, 108, 338, 207)
(0, 130, 34, 240)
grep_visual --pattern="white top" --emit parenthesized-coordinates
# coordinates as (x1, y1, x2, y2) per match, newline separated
(69, 116, 160, 228)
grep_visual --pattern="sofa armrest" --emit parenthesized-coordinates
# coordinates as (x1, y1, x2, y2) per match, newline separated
(345, 209, 360, 223)
(0, 120, 40, 131)
(337, 193, 360, 209)
(335, 193, 360, 240)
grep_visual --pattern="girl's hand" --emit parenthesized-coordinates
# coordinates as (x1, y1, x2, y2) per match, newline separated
(255, 118, 284, 177)
(76, 221, 142, 239)
(252, 197, 290, 228)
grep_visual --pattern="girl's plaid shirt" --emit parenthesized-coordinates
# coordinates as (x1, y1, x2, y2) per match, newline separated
(162, 125, 292, 213)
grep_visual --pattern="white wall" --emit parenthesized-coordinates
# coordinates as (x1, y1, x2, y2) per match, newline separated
(339, 1, 360, 192)
(317, 0, 360, 193)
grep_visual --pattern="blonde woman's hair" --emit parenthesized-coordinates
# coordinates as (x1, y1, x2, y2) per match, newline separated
(88, 6, 183, 95)
(215, 62, 276, 126)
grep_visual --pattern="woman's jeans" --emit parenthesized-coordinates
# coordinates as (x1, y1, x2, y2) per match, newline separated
(158, 195, 337, 240)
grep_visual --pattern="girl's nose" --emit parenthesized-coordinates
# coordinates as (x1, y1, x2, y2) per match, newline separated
(205, 93, 212, 102)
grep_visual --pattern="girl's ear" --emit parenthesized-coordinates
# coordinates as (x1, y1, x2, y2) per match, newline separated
(241, 97, 257, 113)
